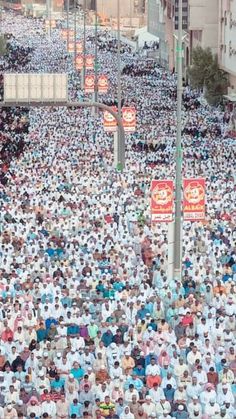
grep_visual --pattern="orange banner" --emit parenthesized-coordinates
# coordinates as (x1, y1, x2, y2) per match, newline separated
(151, 180, 174, 222)
(45, 19, 56, 29)
(76, 55, 84, 70)
(103, 106, 117, 132)
(61, 29, 67, 39)
(76, 41, 83, 53)
(85, 75, 95, 93)
(183, 178, 205, 221)
(98, 75, 108, 93)
(68, 42, 74, 53)
(85, 55, 94, 70)
(122, 107, 136, 133)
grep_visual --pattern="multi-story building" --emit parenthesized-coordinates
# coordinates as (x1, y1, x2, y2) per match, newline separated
(218, 0, 236, 93)
(147, 0, 220, 72)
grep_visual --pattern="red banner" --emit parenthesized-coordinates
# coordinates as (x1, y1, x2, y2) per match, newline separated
(84, 75, 95, 93)
(98, 75, 108, 93)
(76, 55, 84, 70)
(85, 55, 94, 69)
(103, 106, 117, 132)
(61, 29, 67, 39)
(151, 180, 174, 222)
(122, 107, 136, 132)
(68, 42, 74, 53)
(76, 41, 83, 53)
(183, 178, 205, 221)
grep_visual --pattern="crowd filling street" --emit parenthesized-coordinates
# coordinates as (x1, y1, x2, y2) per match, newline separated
(0, 10, 236, 419)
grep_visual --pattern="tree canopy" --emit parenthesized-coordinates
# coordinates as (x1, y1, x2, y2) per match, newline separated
(188, 46, 229, 106)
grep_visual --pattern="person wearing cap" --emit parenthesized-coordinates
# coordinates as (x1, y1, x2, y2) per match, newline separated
(27, 397, 41, 418)
(3, 404, 18, 419)
(145, 357, 161, 388)
(187, 397, 202, 418)
(172, 404, 188, 419)
(142, 395, 156, 418)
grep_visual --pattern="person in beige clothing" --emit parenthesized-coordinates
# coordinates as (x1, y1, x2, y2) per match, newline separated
(56, 394, 69, 418)
(4, 404, 18, 419)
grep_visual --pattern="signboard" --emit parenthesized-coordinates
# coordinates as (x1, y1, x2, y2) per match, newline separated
(85, 55, 94, 69)
(151, 180, 174, 222)
(4, 73, 68, 103)
(76, 55, 84, 70)
(103, 106, 117, 132)
(183, 178, 205, 221)
(84, 75, 95, 93)
(122, 107, 136, 132)
(98, 75, 108, 93)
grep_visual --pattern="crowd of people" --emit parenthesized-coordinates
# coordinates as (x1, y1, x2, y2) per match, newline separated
(0, 10, 235, 419)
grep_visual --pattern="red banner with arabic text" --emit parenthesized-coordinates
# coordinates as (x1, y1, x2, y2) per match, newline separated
(76, 55, 84, 70)
(151, 180, 174, 222)
(122, 107, 136, 133)
(84, 75, 95, 93)
(98, 75, 108, 93)
(183, 178, 205, 221)
(76, 41, 83, 53)
(85, 55, 94, 70)
(103, 106, 117, 132)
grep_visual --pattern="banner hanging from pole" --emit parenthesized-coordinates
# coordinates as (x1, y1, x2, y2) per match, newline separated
(103, 106, 117, 132)
(68, 42, 74, 53)
(122, 107, 136, 132)
(151, 180, 174, 222)
(76, 42, 83, 53)
(183, 178, 205, 221)
(76, 55, 84, 70)
(98, 75, 108, 93)
(85, 55, 94, 70)
(84, 75, 95, 93)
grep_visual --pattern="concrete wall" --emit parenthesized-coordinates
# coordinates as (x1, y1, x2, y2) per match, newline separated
(219, 0, 236, 91)
(189, 0, 219, 54)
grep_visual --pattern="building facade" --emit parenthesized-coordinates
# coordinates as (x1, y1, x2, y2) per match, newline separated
(218, 0, 236, 92)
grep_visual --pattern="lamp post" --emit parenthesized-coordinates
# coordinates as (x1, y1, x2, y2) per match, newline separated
(94, 0, 98, 104)
(66, 0, 69, 51)
(116, 0, 124, 170)
(82, 0, 86, 89)
(173, 0, 183, 281)
(74, 0, 77, 68)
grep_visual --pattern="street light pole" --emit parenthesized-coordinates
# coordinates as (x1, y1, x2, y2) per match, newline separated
(67, 0, 69, 52)
(173, 0, 183, 281)
(74, 0, 77, 68)
(94, 0, 98, 104)
(82, 0, 86, 89)
(116, 0, 124, 169)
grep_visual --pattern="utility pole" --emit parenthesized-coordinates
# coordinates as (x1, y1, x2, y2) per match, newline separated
(67, 0, 69, 52)
(94, 0, 98, 104)
(82, 0, 86, 89)
(74, 0, 77, 68)
(173, 0, 183, 281)
(117, 0, 124, 170)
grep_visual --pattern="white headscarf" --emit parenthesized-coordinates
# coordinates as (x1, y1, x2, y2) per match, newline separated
(120, 406, 135, 419)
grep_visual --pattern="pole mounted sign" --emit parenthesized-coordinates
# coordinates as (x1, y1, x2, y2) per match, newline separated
(2, 73, 125, 170)
(4, 73, 68, 103)
(151, 180, 174, 222)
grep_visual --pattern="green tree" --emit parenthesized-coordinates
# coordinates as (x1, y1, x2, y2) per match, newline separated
(188, 46, 213, 89)
(204, 55, 229, 106)
(188, 46, 229, 105)
(0, 35, 7, 57)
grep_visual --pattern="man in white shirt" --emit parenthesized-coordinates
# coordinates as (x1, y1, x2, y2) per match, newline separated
(41, 395, 57, 417)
